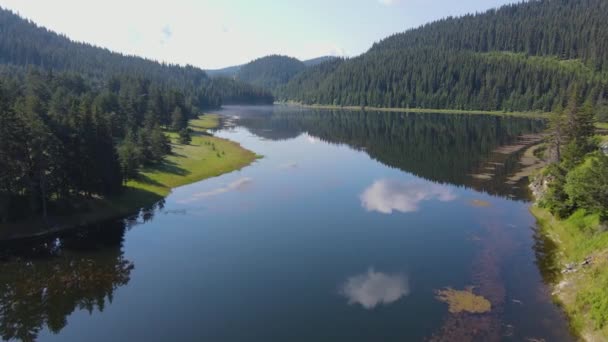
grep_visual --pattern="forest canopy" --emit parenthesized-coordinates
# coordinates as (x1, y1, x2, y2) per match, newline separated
(0, 8, 272, 223)
(277, 0, 608, 113)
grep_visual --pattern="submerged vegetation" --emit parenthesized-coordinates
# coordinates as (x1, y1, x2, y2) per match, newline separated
(435, 287, 492, 314)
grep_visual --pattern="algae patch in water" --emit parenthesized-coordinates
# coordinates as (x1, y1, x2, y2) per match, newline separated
(435, 287, 492, 314)
(470, 199, 491, 207)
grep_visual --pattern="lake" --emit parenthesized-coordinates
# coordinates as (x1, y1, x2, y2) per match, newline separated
(0, 106, 573, 341)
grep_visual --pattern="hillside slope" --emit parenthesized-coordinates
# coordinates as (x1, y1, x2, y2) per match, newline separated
(303, 56, 337, 67)
(278, 0, 608, 112)
(236, 55, 306, 90)
(0, 7, 272, 105)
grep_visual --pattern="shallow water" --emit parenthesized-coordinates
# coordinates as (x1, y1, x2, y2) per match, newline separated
(0, 106, 572, 341)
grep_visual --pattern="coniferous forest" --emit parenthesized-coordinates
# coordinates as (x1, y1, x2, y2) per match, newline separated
(2, 0, 608, 340)
(0, 8, 273, 222)
(278, 0, 608, 113)
(236, 55, 307, 90)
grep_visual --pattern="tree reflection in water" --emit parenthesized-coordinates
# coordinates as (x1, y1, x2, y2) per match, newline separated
(0, 221, 133, 341)
(229, 107, 546, 200)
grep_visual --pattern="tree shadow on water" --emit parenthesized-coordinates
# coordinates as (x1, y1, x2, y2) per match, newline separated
(532, 225, 562, 284)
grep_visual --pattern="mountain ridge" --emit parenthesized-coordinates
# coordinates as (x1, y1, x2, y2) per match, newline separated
(277, 0, 608, 113)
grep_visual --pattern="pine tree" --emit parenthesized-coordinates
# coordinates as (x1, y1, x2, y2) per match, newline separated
(178, 128, 192, 145)
(171, 106, 185, 131)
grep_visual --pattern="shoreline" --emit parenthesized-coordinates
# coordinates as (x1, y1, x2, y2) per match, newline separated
(530, 205, 608, 341)
(528, 127, 608, 341)
(0, 114, 259, 242)
(278, 102, 552, 119)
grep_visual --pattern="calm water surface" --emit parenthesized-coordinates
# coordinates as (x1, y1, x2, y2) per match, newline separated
(0, 106, 572, 341)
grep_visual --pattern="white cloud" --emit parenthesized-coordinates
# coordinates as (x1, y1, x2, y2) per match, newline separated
(360, 179, 456, 214)
(177, 177, 252, 203)
(160, 25, 172, 45)
(340, 268, 409, 309)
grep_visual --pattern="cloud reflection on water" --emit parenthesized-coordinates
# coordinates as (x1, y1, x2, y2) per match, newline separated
(340, 268, 409, 309)
(360, 179, 456, 214)
(177, 177, 253, 203)
(279, 162, 298, 169)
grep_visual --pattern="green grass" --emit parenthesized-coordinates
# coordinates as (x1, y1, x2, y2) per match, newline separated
(281, 103, 551, 118)
(123, 115, 257, 199)
(0, 114, 258, 240)
(533, 207, 606, 261)
(532, 206, 608, 338)
(596, 123, 608, 142)
(483, 52, 599, 77)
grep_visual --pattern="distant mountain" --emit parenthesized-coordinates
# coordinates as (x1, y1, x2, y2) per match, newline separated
(206, 55, 338, 92)
(0, 8, 274, 223)
(278, 0, 608, 112)
(235, 55, 307, 90)
(206, 65, 242, 78)
(0, 7, 271, 105)
(303, 56, 337, 67)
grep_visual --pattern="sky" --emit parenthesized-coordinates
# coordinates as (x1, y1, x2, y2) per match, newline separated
(0, 0, 519, 69)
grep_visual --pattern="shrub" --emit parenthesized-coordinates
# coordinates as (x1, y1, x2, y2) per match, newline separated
(564, 153, 608, 221)
(540, 164, 575, 219)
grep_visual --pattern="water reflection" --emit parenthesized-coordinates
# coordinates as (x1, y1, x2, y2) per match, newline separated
(360, 179, 457, 214)
(340, 269, 409, 309)
(177, 177, 253, 204)
(0, 222, 133, 341)
(218, 106, 545, 200)
(279, 162, 298, 170)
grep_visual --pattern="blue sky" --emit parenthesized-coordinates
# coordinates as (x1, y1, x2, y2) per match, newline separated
(0, 0, 519, 69)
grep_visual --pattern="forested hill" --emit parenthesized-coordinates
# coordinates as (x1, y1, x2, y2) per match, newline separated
(236, 55, 307, 90)
(0, 8, 271, 223)
(0, 8, 272, 105)
(303, 56, 337, 67)
(371, 0, 607, 69)
(206, 56, 337, 83)
(206, 65, 242, 78)
(278, 0, 608, 113)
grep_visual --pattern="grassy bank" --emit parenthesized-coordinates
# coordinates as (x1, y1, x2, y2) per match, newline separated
(0, 114, 258, 241)
(529, 125, 608, 341)
(118, 114, 258, 205)
(279, 102, 551, 119)
(531, 206, 608, 341)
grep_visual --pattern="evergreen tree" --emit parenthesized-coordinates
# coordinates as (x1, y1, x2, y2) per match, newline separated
(179, 128, 192, 145)
(171, 107, 185, 131)
(117, 132, 142, 181)
(277, 0, 608, 112)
